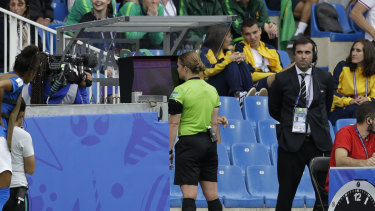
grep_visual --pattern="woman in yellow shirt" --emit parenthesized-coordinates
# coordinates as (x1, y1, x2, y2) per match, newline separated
(328, 39, 375, 125)
(199, 25, 253, 100)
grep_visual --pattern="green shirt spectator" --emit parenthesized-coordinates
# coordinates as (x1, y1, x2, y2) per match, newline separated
(66, 0, 117, 25)
(117, 0, 164, 48)
(179, 0, 223, 40)
(222, 0, 271, 39)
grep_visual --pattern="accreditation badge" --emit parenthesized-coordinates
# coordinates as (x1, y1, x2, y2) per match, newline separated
(292, 107, 307, 133)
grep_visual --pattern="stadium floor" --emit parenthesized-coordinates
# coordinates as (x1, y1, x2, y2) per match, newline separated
(171, 208, 313, 211)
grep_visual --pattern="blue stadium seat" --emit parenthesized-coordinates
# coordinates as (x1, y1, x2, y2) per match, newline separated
(217, 144, 230, 166)
(242, 96, 273, 129)
(296, 167, 316, 207)
(271, 143, 278, 166)
(277, 50, 291, 68)
(310, 3, 364, 41)
(348, 4, 366, 33)
(335, 118, 356, 133)
(257, 119, 279, 148)
(246, 165, 305, 207)
(52, 0, 69, 22)
(218, 165, 264, 207)
(219, 96, 243, 120)
(232, 143, 271, 174)
(263, 0, 280, 16)
(220, 119, 257, 152)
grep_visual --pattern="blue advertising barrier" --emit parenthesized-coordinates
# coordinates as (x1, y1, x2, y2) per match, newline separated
(24, 112, 169, 211)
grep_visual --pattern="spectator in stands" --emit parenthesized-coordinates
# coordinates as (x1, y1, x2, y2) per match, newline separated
(0, 45, 40, 211)
(350, 0, 375, 41)
(3, 99, 35, 211)
(266, 0, 318, 43)
(268, 37, 334, 211)
(325, 101, 375, 192)
(328, 39, 375, 126)
(66, 0, 116, 25)
(117, 0, 164, 49)
(222, 0, 278, 47)
(29, 0, 53, 26)
(234, 17, 282, 94)
(0, 0, 41, 72)
(169, 51, 223, 211)
(179, 0, 223, 43)
(200, 25, 252, 101)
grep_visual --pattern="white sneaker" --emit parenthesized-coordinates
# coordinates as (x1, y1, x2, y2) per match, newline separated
(258, 88, 268, 96)
(246, 87, 256, 97)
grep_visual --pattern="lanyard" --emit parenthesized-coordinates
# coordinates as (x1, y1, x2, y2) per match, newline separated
(160, 0, 176, 16)
(353, 125, 369, 159)
(294, 74, 313, 107)
(353, 71, 368, 98)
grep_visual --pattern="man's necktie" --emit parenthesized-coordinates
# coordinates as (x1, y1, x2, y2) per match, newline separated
(300, 73, 307, 107)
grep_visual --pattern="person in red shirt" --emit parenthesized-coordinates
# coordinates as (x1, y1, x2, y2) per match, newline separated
(326, 101, 375, 192)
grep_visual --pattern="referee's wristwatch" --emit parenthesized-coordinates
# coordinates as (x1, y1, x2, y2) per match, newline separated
(169, 149, 173, 155)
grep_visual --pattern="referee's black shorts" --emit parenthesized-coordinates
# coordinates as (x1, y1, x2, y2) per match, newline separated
(174, 132, 218, 185)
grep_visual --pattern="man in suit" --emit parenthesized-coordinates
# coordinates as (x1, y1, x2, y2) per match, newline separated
(268, 37, 334, 211)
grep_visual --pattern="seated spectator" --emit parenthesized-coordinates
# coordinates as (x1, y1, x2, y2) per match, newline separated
(0, 0, 41, 72)
(66, 0, 116, 25)
(30, 0, 54, 26)
(234, 17, 283, 93)
(266, 0, 318, 44)
(200, 25, 252, 100)
(325, 101, 375, 192)
(117, 0, 164, 49)
(349, 0, 375, 41)
(329, 39, 375, 125)
(3, 99, 35, 211)
(179, 0, 223, 43)
(222, 0, 278, 48)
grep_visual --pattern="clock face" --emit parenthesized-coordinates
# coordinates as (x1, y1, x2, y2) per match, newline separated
(329, 180, 375, 211)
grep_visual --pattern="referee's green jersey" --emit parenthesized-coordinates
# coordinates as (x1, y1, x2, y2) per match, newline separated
(169, 79, 220, 137)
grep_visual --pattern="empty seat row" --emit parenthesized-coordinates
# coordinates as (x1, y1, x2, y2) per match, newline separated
(170, 165, 315, 208)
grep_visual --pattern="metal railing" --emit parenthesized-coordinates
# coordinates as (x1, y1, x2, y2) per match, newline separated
(1, 7, 119, 104)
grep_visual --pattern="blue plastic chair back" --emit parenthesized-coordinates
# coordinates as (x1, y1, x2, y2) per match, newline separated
(296, 167, 316, 207)
(263, 0, 280, 16)
(271, 143, 278, 166)
(246, 165, 278, 198)
(219, 96, 243, 120)
(242, 96, 272, 128)
(277, 50, 291, 68)
(217, 144, 230, 165)
(257, 119, 279, 147)
(328, 120, 335, 142)
(335, 118, 356, 133)
(220, 119, 257, 152)
(232, 143, 271, 174)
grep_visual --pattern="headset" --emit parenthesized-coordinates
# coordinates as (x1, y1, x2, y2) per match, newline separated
(292, 37, 318, 65)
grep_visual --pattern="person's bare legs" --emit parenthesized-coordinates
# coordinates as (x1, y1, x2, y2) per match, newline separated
(200, 181, 222, 211)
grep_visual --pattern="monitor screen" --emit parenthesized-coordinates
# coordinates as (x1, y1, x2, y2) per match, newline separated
(118, 56, 180, 103)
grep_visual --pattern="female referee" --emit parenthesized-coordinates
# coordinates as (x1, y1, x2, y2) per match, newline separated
(169, 51, 222, 211)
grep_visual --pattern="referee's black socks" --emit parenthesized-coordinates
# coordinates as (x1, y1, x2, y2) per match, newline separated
(207, 198, 222, 211)
(182, 198, 196, 211)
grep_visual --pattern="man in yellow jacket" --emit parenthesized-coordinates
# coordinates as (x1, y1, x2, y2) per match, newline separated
(235, 17, 283, 94)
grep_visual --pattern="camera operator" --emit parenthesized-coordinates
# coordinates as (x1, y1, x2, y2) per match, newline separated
(3, 99, 35, 211)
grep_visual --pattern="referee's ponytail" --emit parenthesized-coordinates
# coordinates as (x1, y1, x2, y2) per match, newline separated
(178, 52, 206, 74)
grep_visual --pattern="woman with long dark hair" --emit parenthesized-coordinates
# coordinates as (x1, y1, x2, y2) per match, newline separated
(169, 52, 223, 211)
(0, 45, 40, 210)
(329, 39, 375, 125)
(200, 25, 253, 101)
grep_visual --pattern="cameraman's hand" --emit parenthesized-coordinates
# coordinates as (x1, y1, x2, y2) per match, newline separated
(79, 72, 92, 87)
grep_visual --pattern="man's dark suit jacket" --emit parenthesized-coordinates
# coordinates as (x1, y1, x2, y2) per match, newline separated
(268, 66, 334, 152)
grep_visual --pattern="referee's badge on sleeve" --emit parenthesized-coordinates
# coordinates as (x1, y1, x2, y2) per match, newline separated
(170, 91, 179, 100)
